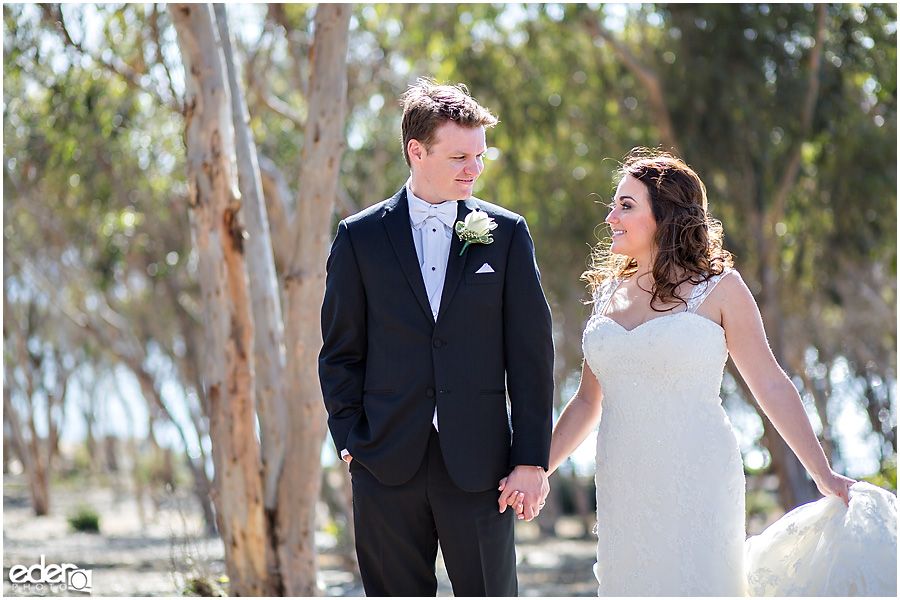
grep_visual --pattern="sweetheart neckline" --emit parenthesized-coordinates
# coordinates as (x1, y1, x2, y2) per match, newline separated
(590, 311, 723, 334)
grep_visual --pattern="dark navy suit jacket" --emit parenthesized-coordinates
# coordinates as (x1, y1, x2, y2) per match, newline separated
(319, 187, 554, 492)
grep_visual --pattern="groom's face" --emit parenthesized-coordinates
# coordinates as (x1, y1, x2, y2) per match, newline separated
(408, 121, 486, 204)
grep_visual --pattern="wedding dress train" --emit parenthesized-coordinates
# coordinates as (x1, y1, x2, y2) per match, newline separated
(583, 269, 897, 596)
(746, 481, 896, 596)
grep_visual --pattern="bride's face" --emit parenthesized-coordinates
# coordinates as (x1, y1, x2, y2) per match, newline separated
(606, 174, 657, 260)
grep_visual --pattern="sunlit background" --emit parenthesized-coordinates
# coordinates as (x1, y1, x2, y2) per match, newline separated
(4, 3, 896, 595)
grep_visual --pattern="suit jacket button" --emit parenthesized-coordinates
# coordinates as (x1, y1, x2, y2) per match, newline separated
(433, 339, 443, 348)
(426, 388, 435, 398)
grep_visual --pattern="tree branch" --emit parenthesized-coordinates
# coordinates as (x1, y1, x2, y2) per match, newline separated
(9, 253, 147, 366)
(150, 3, 181, 109)
(40, 2, 182, 114)
(336, 182, 360, 218)
(246, 66, 306, 128)
(770, 4, 827, 228)
(266, 3, 311, 97)
(257, 153, 293, 273)
(581, 7, 679, 152)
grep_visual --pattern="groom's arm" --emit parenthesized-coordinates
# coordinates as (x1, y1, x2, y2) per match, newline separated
(503, 217, 553, 458)
(502, 216, 554, 469)
(497, 216, 553, 519)
(319, 221, 367, 458)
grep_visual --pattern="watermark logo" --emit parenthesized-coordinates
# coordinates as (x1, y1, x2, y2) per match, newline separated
(7, 555, 92, 594)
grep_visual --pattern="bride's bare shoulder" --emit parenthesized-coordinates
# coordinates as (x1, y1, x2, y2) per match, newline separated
(714, 269, 765, 325)
(715, 269, 752, 298)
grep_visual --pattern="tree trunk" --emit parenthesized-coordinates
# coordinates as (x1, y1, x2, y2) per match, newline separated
(30, 457, 50, 517)
(3, 384, 50, 516)
(277, 4, 351, 596)
(170, 4, 271, 595)
(83, 389, 98, 473)
(797, 360, 835, 465)
(4, 299, 54, 517)
(754, 5, 828, 508)
(214, 4, 288, 518)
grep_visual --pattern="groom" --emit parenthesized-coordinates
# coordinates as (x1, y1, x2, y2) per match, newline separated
(319, 78, 554, 596)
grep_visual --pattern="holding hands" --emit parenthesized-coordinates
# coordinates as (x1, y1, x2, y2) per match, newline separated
(497, 466, 549, 521)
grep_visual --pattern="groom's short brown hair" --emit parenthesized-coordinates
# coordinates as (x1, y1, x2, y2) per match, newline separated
(400, 78, 498, 167)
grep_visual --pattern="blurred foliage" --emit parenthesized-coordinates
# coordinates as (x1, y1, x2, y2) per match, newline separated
(865, 456, 898, 492)
(745, 485, 782, 525)
(3, 3, 205, 443)
(2, 3, 896, 519)
(182, 577, 226, 598)
(552, 470, 598, 515)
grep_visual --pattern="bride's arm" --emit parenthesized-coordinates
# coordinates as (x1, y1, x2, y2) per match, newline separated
(716, 273, 856, 504)
(547, 359, 604, 475)
(499, 359, 602, 509)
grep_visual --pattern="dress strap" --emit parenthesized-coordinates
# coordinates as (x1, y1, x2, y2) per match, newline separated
(593, 277, 623, 316)
(686, 268, 735, 313)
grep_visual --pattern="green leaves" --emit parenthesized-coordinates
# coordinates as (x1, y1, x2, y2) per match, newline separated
(4, 3, 894, 479)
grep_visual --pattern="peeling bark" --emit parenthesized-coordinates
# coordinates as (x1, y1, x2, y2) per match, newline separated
(170, 3, 271, 595)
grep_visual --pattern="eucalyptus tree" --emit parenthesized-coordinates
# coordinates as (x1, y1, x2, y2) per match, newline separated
(170, 2, 351, 595)
(6, 2, 352, 593)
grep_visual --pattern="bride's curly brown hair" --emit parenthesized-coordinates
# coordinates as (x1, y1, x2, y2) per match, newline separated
(583, 148, 733, 311)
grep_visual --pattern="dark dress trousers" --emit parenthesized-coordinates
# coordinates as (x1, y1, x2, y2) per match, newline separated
(319, 187, 554, 596)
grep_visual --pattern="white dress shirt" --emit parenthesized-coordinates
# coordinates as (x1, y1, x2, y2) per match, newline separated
(406, 181, 455, 321)
(407, 179, 458, 431)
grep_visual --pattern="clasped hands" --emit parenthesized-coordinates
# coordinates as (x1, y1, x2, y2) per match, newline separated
(497, 465, 549, 521)
(345, 453, 550, 519)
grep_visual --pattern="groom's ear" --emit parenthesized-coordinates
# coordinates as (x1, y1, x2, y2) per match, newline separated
(408, 139, 426, 164)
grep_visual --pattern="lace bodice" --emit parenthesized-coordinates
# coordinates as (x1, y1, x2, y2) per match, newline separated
(584, 269, 735, 409)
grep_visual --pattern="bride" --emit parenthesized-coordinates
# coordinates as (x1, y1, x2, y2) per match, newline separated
(504, 149, 895, 596)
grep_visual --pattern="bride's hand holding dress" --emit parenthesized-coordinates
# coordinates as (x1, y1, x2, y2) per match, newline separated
(812, 469, 857, 505)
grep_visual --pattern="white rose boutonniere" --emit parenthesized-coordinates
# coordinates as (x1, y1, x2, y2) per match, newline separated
(455, 209, 498, 256)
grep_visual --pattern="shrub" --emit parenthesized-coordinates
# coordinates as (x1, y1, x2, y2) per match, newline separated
(68, 505, 101, 533)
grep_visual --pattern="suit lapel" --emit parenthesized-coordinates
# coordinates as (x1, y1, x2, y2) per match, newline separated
(436, 197, 478, 323)
(383, 188, 433, 322)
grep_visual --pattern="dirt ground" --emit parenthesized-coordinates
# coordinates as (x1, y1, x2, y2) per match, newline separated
(3, 476, 598, 597)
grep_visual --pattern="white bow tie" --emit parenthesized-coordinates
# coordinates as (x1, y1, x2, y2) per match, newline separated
(410, 201, 458, 229)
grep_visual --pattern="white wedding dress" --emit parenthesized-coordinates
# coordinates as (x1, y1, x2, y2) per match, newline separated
(582, 269, 897, 597)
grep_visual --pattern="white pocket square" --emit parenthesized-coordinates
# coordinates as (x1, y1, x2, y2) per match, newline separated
(475, 263, 495, 274)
